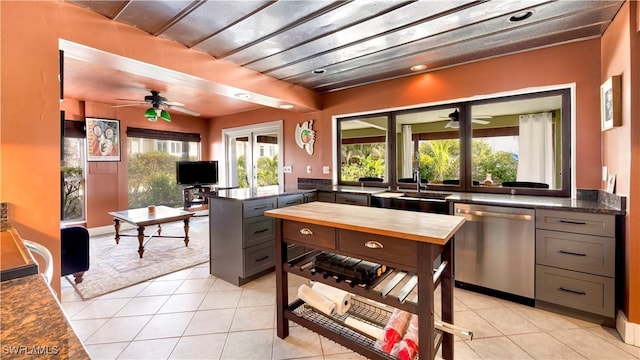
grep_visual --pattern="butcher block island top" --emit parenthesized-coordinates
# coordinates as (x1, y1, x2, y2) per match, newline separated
(264, 201, 465, 245)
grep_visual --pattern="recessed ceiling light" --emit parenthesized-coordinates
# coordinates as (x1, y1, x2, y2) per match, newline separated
(509, 10, 533, 22)
(235, 93, 252, 100)
(311, 68, 326, 75)
(279, 104, 294, 109)
(410, 64, 427, 71)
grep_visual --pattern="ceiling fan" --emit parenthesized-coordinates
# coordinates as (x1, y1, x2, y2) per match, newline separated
(113, 90, 200, 121)
(441, 109, 491, 129)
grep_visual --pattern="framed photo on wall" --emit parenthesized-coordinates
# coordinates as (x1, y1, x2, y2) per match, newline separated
(86, 117, 121, 161)
(600, 75, 622, 131)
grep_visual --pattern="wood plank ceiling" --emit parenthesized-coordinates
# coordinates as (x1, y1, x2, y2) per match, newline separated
(65, 0, 624, 118)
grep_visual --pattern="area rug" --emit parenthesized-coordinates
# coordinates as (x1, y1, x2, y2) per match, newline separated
(66, 215, 209, 300)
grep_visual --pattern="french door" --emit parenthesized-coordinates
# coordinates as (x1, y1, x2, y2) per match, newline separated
(222, 121, 283, 191)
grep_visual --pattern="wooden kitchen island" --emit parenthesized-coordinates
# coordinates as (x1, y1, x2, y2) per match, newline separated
(265, 202, 466, 360)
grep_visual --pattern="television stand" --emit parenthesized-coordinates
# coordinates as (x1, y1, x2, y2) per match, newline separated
(183, 186, 211, 210)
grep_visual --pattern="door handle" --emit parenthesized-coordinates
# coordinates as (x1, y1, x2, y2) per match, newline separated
(559, 250, 587, 257)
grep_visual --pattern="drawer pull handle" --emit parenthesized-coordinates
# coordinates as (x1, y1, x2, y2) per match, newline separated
(365, 240, 384, 249)
(254, 228, 269, 234)
(256, 255, 269, 262)
(300, 228, 314, 235)
(253, 205, 268, 210)
(559, 250, 586, 257)
(559, 220, 587, 225)
(559, 287, 586, 296)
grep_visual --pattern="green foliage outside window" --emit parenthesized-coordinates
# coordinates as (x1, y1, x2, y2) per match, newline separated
(257, 154, 279, 186)
(61, 166, 84, 221)
(340, 143, 386, 181)
(128, 152, 183, 208)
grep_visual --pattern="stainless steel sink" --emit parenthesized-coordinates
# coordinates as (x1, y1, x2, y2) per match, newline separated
(397, 191, 452, 201)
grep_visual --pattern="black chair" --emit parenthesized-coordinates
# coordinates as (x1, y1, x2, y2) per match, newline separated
(357, 177, 383, 182)
(61, 226, 90, 284)
(501, 181, 549, 189)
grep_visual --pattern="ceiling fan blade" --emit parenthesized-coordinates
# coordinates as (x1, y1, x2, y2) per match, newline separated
(112, 103, 146, 108)
(163, 101, 185, 106)
(168, 105, 200, 117)
(472, 119, 490, 125)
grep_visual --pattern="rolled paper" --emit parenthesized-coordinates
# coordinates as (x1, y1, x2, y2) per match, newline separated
(374, 308, 411, 354)
(297, 284, 336, 316)
(344, 316, 383, 339)
(311, 281, 352, 315)
(397, 314, 419, 360)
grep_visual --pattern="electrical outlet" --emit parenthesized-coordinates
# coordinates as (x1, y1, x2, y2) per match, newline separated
(283, 166, 292, 173)
(322, 166, 330, 174)
(602, 166, 608, 181)
(306, 165, 312, 174)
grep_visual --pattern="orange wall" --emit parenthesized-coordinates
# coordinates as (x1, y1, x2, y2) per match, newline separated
(62, 99, 210, 228)
(210, 40, 604, 191)
(601, 1, 640, 322)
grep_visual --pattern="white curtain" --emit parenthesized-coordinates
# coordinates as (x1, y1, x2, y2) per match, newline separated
(517, 112, 555, 188)
(401, 125, 414, 178)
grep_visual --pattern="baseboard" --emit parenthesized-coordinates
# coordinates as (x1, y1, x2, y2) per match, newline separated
(616, 310, 640, 347)
(88, 223, 135, 236)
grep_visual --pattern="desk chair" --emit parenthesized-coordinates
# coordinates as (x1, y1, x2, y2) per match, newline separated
(61, 226, 90, 284)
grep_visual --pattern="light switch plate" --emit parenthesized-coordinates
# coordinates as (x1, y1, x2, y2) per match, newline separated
(306, 165, 312, 174)
(322, 166, 330, 174)
(283, 166, 292, 173)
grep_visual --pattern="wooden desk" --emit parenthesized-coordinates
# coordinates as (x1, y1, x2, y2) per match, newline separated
(265, 202, 465, 360)
(108, 206, 194, 258)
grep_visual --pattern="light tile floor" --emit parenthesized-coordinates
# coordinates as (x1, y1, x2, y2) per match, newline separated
(61, 264, 640, 360)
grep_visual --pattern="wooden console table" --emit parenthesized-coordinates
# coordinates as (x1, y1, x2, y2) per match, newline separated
(265, 202, 465, 360)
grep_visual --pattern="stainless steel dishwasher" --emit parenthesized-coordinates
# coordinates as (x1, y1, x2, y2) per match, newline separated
(454, 203, 535, 300)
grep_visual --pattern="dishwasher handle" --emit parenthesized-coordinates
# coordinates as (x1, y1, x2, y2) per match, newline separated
(455, 208, 533, 221)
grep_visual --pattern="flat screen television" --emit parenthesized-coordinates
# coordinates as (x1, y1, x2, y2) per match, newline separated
(176, 160, 218, 186)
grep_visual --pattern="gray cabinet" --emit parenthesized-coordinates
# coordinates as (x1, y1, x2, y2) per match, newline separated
(335, 192, 369, 206)
(535, 209, 617, 322)
(210, 197, 277, 286)
(316, 191, 335, 203)
(209, 193, 309, 286)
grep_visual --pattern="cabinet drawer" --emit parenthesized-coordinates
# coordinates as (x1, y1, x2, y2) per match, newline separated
(243, 216, 274, 248)
(338, 229, 417, 269)
(303, 192, 318, 203)
(536, 210, 614, 237)
(536, 229, 614, 277)
(317, 191, 335, 203)
(536, 265, 614, 317)
(243, 241, 275, 277)
(282, 221, 336, 249)
(277, 194, 304, 208)
(243, 198, 277, 218)
(335, 193, 369, 206)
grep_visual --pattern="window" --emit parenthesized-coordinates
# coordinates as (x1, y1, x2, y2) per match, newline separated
(338, 115, 389, 183)
(222, 121, 283, 191)
(61, 120, 86, 222)
(126, 128, 201, 208)
(336, 88, 571, 196)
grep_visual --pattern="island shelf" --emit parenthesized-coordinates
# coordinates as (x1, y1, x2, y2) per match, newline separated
(265, 202, 466, 360)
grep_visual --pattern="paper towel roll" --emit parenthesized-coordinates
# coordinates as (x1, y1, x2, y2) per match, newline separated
(298, 284, 336, 316)
(311, 282, 352, 315)
(345, 316, 383, 340)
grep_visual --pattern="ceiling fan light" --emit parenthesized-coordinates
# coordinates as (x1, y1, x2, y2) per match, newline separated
(160, 109, 171, 122)
(144, 107, 158, 121)
(445, 120, 459, 129)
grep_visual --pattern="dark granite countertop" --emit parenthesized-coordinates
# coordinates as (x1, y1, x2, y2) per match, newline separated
(1, 274, 89, 359)
(205, 187, 316, 201)
(446, 192, 625, 215)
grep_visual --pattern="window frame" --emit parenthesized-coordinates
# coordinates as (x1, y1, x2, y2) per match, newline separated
(335, 88, 572, 197)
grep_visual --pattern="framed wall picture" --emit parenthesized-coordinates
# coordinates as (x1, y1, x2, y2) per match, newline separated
(86, 117, 121, 161)
(600, 75, 622, 131)
(606, 174, 616, 193)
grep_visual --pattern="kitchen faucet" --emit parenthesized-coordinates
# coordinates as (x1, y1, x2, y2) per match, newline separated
(414, 167, 422, 192)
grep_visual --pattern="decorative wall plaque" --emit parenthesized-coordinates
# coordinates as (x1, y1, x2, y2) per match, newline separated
(295, 120, 315, 155)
